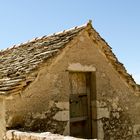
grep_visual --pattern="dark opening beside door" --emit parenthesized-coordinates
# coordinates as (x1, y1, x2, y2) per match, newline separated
(69, 72, 92, 139)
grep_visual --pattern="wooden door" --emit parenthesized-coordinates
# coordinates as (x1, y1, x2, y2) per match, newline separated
(69, 72, 92, 139)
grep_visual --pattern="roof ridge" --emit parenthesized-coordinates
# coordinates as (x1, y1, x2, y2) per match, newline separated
(87, 27, 140, 92)
(0, 21, 91, 54)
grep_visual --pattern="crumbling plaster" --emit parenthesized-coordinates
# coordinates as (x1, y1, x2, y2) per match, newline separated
(4, 30, 140, 139)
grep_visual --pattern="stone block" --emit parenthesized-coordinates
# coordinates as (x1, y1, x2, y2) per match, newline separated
(97, 120, 104, 139)
(56, 102, 69, 110)
(53, 111, 69, 121)
(5, 130, 95, 140)
(97, 107, 109, 119)
(63, 122, 70, 135)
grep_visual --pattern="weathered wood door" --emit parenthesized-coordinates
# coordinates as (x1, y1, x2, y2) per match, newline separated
(69, 72, 92, 139)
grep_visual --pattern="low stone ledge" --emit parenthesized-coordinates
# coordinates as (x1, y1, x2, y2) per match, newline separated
(4, 130, 97, 140)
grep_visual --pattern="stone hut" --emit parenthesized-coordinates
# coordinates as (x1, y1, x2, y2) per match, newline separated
(0, 21, 140, 140)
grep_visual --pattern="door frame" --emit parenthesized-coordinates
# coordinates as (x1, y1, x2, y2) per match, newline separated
(67, 63, 97, 139)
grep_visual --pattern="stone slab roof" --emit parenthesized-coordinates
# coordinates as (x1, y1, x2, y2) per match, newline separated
(0, 23, 87, 96)
(0, 21, 139, 96)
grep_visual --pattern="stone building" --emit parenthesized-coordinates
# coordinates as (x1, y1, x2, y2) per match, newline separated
(0, 21, 140, 140)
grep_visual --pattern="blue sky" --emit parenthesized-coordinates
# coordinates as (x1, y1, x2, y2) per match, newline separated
(0, 0, 140, 83)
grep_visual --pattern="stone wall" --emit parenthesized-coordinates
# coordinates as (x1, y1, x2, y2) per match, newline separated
(4, 29, 140, 139)
(6, 101, 69, 135)
(4, 130, 96, 140)
(0, 98, 6, 140)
